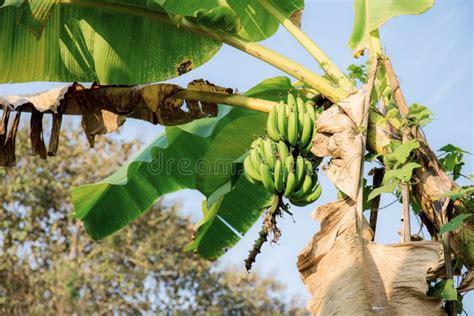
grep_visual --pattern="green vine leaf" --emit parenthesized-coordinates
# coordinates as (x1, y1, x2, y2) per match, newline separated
(368, 182, 397, 201)
(347, 63, 367, 85)
(405, 103, 433, 127)
(441, 279, 458, 301)
(388, 162, 421, 183)
(439, 214, 473, 235)
(383, 140, 420, 168)
(439, 144, 470, 180)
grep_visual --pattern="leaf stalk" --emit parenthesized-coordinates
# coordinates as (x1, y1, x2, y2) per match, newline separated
(256, 0, 354, 91)
(172, 90, 278, 113)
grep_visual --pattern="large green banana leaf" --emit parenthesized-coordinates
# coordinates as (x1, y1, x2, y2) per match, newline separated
(348, 0, 434, 54)
(0, 0, 303, 84)
(72, 77, 289, 259)
(72, 105, 258, 240)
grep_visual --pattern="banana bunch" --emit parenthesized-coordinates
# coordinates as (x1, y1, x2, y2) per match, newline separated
(243, 137, 322, 206)
(266, 94, 317, 153)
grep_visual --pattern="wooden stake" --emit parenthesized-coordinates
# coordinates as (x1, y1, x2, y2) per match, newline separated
(369, 168, 384, 240)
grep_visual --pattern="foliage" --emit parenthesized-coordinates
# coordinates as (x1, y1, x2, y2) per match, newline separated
(439, 144, 470, 181)
(368, 140, 421, 201)
(439, 214, 473, 235)
(404, 103, 433, 127)
(0, 127, 306, 315)
(71, 77, 293, 259)
(0, 0, 303, 84)
(347, 63, 367, 85)
(428, 280, 463, 313)
(348, 0, 435, 55)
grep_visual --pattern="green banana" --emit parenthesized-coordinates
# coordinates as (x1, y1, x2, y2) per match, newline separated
(283, 171, 296, 198)
(277, 140, 289, 161)
(290, 182, 322, 206)
(288, 110, 298, 147)
(304, 183, 322, 203)
(263, 138, 276, 169)
(266, 106, 280, 141)
(277, 102, 288, 140)
(290, 174, 312, 201)
(256, 139, 266, 162)
(274, 159, 284, 193)
(305, 160, 315, 176)
(260, 163, 277, 193)
(280, 157, 288, 186)
(250, 148, 261, 170)
(284, 155, 294, 173)
(299, 113, 314, 149)
(289, 197, 309, 207)
(294, 155, 306, 189)
(302, 128, 316, 153)
(297, 96, 305, 132)
(244, 155, 262, 182)
(287, 93, 296, 110)
(305, 101, 317, 123)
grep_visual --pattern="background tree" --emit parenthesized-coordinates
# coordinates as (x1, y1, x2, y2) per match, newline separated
(0, 126, 306, 315)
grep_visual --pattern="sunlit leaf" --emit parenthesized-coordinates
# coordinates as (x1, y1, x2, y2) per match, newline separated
(367, 182, 397, 201)
(0, 0, 304, 84)
(348, 0, 434, 54)
(439, 214, 473, 235)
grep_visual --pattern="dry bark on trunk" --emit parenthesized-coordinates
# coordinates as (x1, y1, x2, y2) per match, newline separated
(299, 79, 446, 314)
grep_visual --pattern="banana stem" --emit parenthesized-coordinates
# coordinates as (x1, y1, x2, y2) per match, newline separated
(257, 0, 353, 91)
(172, 90, 278, 113)
(369, 30, 383, 59)
(61, 0, 349, 103)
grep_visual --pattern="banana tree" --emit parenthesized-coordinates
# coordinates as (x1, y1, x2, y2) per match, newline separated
(1, 0, 472, 314)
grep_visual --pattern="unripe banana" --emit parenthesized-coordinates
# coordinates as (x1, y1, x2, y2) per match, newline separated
(244, 172, 258, 185)
(285, 155, 295, 173)
(305, 101, 317, 123)
(305, 160, 315, 176)
(301, 174, 314, 195)
(280, 158, 288, 185)
(256, 139, 266, 162)
(297, 97, 305, 133)
(260, 163, 277, 193)
(289, 174, 312, 201)
(304, 183, 322, 204)
(277, 102, 288, 140)
(250, 148, 261, 170)
(302, 127, 316, 153)
(277, 140, 289, 161)
(299, 113, 314, 149)
(288, 110, 298, 147)
(289, 197, 309, 207)
(263, 138, 276, 169)
(283, 171, 296, 198)
(294, 155, 306, 189)
(287, 93, 296, 110)
(273, 159, 284, 193)
(244, 155, 262, 182)
(290, 182, 322, 206)
(266, 106, 280, 141)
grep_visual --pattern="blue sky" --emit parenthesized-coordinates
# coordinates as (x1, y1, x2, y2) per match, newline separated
(1, 0, 472, 312)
